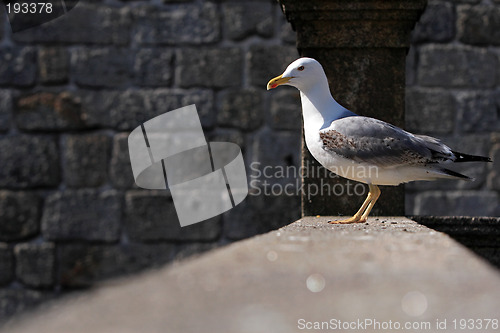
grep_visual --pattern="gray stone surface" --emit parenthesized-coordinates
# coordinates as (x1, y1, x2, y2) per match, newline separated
(0, 244, 13, 286)
(405, 88, 455, 134)
(269, 88, 302, 130)
(41, 190, 121, 242)
(15, 92, 84, 131)
(4, 217, 500, 333)
(222, 2, 273, 40)
(224, 193, 301, 240)
(73, 48, 132, 88)
(63, 134, 110, 188)
(177, 48, 243, 88)
(125, 191, 221, 242)
(458, 5, 500, 46)
(133, 49, 173, 87)
(109, 133, 135, 190)
(250, 129, 301, 186)
(38, 48, 69, 85)
(0, 191, 41, 242)
(217, 89, 263, 130)
(12, 3, 130, 45)
(456, 91, 499, 133)
(0, 47, 36, 87)
(487, 142, 500, 190)
(0, 90, 12, 132)
(0, 136, 59, 189)
(248, 45, 298, 87)
(14, 243, 55, 288)
(417, 45, 497, 88)
(134, 3, 220, 45)
(414, 191, 500, 216)
(412, 3, 455, 43)
(0, 289, 50, 324)
(57, 243, 175, 288)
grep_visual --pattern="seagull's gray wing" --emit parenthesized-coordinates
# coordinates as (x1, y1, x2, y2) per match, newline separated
(320, 116, 454, 167)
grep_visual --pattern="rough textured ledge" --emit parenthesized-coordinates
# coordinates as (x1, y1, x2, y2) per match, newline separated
(3, 217, 500, 333)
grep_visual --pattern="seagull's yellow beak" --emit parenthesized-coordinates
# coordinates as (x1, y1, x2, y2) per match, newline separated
(267, 74, 292, 90)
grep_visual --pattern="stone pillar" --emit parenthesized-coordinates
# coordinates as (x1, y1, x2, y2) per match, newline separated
(278, 0, 427, 217)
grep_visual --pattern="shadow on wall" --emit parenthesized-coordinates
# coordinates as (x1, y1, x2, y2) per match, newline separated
(411, 216, 500, 269)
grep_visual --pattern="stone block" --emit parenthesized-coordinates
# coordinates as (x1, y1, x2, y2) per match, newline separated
(0, 135, 59, 188)
(14, 243, 55, 288)
(456, 91, 498, 133)
(250, 129, 301, 186)
(110, 133, 136, 189)
(77, 90, 116, 128)
(41, 190, 121, 242)
(222, 2, 273, 40)
(15, 92, 84, 131)
(134, 3, 219, 45)
(103, 89, 214, 131)
(12, 4, 130, 45)
(73, 47, 132, 88)
(0, 46, 36, 87)
(0, 90, 12, 132)
(0, 289, 50, 320)
(177, 48, 243, 88)
(38, 47, 69, 84)
(125, 190, 221, 242)
(217, 89, 263, 130)
(414, 191, 499, 216)
(208, 129, 245, 152)
(279, 15, 296, 44)
(269, 88, 302, 130)
(405, 88, 455, 134)
(224, 193, 300, 240)
(134, 48, 174, 87)
(487, 143, 500, 190)
(458, 5, 500, 46)
(417, 45, 497, 88)
(0, 244, 13, 286)
(406, 46, 416, 86)
(0, 191, 41, 242)
(58, 243, 175, 288)
(181, 89, 215, 129)
(248, 45, 298, 87)
(63, 134, 110, 188)
(412, 3, 455, 43)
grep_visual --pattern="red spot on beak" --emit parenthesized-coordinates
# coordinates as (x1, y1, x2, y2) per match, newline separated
(270, 84, 278, 89)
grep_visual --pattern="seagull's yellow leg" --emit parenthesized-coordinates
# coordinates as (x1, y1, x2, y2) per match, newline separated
(360, 184, 380, 221)
(329, 184, 380, 224)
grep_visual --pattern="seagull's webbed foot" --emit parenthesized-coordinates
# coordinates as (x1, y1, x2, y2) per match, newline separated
(329, 215, 366, 224)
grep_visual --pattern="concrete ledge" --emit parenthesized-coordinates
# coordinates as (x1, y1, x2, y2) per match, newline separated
(3, 217, 500, 333)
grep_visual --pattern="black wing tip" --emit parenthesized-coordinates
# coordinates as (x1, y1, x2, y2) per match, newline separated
(441, 168, 473, 181)
(452, 151, 492, 163)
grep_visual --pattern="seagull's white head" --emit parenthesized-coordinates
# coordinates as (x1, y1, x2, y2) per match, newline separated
(267, 57, 327, 92)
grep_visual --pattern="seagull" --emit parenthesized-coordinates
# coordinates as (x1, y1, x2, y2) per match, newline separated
(267, 57, 491, 224)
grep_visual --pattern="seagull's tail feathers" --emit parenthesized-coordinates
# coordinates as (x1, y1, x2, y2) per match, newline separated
(452, 151, 492, 163)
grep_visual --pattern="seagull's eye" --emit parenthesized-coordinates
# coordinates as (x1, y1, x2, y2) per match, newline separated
(297, 66, 305, 71)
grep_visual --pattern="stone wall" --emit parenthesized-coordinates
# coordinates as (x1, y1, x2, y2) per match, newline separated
(0, 0, 301, 320)
(0, 0, 499, 322)
(405, 0, 500, 216)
